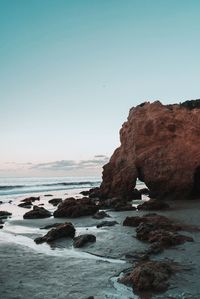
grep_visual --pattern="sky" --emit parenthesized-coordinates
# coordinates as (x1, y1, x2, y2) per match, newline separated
(1, 0, 200, 177)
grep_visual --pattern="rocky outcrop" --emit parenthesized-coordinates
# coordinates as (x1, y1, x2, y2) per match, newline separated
(53, 197, 98, 218)
(100, 100, 200, 199)
(119, 260, 174, 293)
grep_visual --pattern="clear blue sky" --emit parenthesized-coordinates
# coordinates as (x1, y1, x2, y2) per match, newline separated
(0, 0, 200, 176)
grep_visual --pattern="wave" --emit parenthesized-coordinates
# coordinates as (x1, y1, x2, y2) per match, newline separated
(0, 181, 100, 191)
(0, 185, 25, 190)
(0, 179, 101, 196)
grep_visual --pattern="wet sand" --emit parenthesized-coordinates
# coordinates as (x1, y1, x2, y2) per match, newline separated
(0, 188, 200, 298)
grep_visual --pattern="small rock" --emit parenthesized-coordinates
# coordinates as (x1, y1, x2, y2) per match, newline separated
(18, 202, 32, 209)
(21, 196, 40, 203)
(0, 211, 12, 218)
(23, 206, 51, 219)
(73, 234, 96, 248)
(44, 194, 53, 197)
(48, 198, 62, 206)
(96, 221, 118, 228)
(80, 190, 90, 196)
(92, 211, 110, 219)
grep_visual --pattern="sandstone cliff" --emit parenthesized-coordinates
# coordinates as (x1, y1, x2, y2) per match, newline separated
(100, 100, 200, 199)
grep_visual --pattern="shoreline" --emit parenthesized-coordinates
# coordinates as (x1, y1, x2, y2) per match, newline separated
(0, 184, 200, 298)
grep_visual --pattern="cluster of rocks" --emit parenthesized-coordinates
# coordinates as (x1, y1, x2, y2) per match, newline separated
(123, 213, 193, 254)
(118, 211, 196, 296)
(18, 196, 40, 209)
(34, 221, 96, 248)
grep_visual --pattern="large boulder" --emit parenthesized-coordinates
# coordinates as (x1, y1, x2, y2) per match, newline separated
(53, 197, 98, 218)
(35, 222, 75, 244)
(119, 260, 174, 292)
(100, 100, 200, 199)
(23, 206, 51, 219)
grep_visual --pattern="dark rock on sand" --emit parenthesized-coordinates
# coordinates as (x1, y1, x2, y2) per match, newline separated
(54, 197, 98, 218)
(119, 260, 174, 292)
(137, 199, 170, 211)
(48, 198, 62, 206)
(18, 202, 32, 209)
(21, 196, 40, 203)
(34, 222, 75, 244)
(96, 221, 118, 228)
(0, 201, 3, 205)
(92, 211, 110, 219)
(0, 211, 12, 218)
(0, 225, 3, 229)
(73, 234, 96, 248)
(23, 206, 51, 219)
(44, 194, 53, 197)
(80, 190, 90, 196)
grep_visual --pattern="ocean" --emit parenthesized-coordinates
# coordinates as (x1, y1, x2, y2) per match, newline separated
(0, 176, 101, 197)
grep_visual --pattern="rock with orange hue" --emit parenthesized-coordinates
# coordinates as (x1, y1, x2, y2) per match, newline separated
(118, 260, 174, 292)
(100, 100, 200, 199)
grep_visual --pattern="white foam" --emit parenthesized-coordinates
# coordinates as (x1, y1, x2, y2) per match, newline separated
(0, 230, 125, 264)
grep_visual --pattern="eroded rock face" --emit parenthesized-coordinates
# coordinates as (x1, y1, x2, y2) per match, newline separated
(100, 100, 200, 199)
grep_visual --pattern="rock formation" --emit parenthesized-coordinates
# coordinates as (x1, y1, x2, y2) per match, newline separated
(100, 100, 200, 199)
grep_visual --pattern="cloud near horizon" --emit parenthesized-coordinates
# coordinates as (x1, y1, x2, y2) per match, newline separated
(0, 155, 109, 176)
